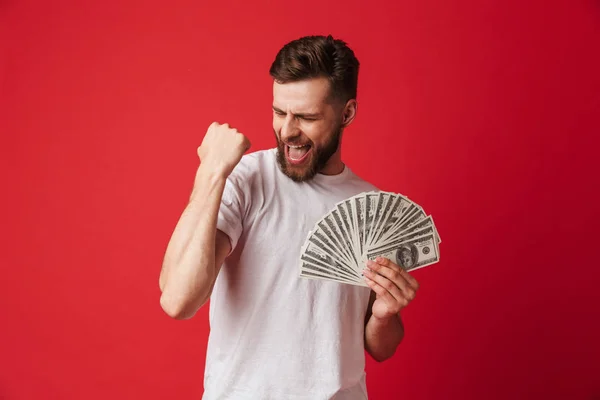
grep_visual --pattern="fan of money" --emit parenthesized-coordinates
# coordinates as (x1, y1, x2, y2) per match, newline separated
(299, 191, 441, 286)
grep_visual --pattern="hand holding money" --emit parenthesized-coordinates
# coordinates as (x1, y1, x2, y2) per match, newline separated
(197, 122, 251, 179)
(299, 191, 442, 286)
(363, 257, 419, 319)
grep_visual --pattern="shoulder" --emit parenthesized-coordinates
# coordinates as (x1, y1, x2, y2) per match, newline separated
(226, 148, 277, 190)
(345, 167, 380, 193)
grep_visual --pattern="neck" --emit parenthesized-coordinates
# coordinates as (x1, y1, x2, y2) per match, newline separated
(319, 149, 345, 176)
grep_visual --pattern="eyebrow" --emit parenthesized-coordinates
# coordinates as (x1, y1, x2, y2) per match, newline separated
(272, 106, 321, 118)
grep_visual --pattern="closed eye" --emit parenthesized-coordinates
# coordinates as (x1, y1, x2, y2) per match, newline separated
(272, 107, 319, 121)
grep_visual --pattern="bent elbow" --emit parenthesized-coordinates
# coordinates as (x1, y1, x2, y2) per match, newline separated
(366, 345, 397, 363)
(371, 351, 395, 363)
(160, 292, 201, 320)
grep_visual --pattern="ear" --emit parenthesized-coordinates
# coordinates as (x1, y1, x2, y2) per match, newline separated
(341, 99, 357, 127)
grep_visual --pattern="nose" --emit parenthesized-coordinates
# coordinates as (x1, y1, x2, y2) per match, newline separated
(280, 114, 300, 142)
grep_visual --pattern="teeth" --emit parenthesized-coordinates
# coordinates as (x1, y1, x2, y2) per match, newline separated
(288, 144, 308, 149)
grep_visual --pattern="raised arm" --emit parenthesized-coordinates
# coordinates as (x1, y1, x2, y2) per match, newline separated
(159, 122, 250, 320)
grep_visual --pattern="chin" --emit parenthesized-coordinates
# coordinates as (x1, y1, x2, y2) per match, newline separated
(276, 150, 318, 182)
(284, 163, 317, 182)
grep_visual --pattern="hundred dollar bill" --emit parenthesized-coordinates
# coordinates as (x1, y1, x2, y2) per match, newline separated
(366, 232, 440, 272)
(368, 194, 398, 246)
(381, 209, 427, 243)
(388, 204, 420, 232)
(335, 201, 361, 268)
(300, 262, 363, 285)
(374, 194, 413, 244)
(367, 192, 391, 248)
(306, 228, 356, 273)
(371, 215, 432, 248)
(388, 208, 440, 246)
(369, 221, 436, 255)
(326, 210, 360, 271)
(363, 192, 379, 252)
(313, 220, 355, 268)
(343, 198, 362, 256)
(351, 194, 366, 261)
(300, 257, 358, 283)
(300, 241, 360, 280)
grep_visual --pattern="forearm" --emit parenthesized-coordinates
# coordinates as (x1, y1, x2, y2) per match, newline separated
(364, 314, 405, 362)
(159, 166, 226, 319)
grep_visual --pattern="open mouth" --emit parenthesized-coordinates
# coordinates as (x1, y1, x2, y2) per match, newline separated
(285, 143, 312, 165)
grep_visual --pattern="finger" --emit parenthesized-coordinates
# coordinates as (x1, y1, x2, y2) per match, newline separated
(362, 268, 405, 304)
(396, 267, 420, 291)
(366, 260, 415, 299)
(374, 257, 420, 291)
(363, 276, 399, 307)
(243, 137, 252, 151)
(373, 256, 400, 272)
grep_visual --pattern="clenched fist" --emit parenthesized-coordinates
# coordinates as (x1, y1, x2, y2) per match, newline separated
(197, 122, 251, 179)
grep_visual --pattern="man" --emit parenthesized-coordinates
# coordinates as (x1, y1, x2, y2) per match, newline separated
(397, 245, 417, 270)
(159, 35, 420, 399)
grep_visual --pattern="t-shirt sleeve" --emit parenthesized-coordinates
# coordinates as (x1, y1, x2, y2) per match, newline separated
(217, 176, 245, 255)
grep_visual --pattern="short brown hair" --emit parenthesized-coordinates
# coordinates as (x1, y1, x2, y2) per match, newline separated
(269, 35, 360, 102)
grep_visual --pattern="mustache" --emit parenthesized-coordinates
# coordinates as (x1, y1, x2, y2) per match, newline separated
(284, 141, 311, 147)
(274, 130, 313, 147)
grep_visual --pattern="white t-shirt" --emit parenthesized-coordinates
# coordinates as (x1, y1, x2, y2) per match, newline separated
(203, 148, 378, 400)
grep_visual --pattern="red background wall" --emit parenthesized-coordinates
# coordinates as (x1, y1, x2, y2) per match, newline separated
(1, 0, 599, 399)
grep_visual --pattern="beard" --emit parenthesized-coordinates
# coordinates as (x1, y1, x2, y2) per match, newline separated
(275, 125, 342, 182)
